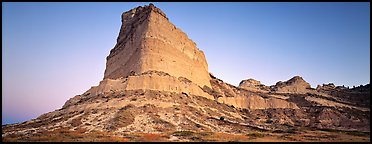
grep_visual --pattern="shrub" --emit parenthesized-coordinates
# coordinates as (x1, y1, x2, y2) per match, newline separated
(220, 116, 225, 121)
(265, 119, 273, 123)
(195, 124, 202, 128)
(344, 131, 370, 136)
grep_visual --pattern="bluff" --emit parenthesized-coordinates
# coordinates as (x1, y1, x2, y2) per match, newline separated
(103, 4, 211, 90)
(83, 4, 213, 100)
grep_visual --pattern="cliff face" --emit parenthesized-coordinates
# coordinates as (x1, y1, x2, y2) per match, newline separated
(103, 4, 211, 89)
(84, 71, 213, 100)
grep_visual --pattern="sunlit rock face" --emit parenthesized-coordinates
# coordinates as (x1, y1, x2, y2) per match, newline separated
(271, 76, 312, 94)
(84, 71, 213, 100)
(103, 4, 211, 91)
(239, 78, 270, 93)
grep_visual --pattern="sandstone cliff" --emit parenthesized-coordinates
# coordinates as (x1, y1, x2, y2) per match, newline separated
(103, 4, 211, 89)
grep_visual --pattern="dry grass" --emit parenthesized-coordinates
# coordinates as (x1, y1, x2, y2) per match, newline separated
(210, 133, 249, 142)
(172, 131, 195, 137)
(140, 133, 167, 141)
(2, 129, 370, 142)
(2, 127, 128, 142)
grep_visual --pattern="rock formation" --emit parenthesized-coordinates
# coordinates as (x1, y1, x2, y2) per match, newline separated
(316, 83, 336, 91)
(239, 78, 270, 92)
(85, 4, 213, 100)
(103, 3, 211, 90)
(271, 76, 312, 94)
(2, 4, 370, 142)
(239, 78, 261, 88)
(207, 76, 299, 110)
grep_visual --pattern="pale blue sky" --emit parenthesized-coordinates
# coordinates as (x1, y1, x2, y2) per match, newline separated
(2, 2, 370, 124)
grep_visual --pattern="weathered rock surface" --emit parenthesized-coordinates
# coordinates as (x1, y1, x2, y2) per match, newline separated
(73, 70, 213, 102)
(218, 95, 299, 110)
(103, 4, 211, 89)
(240, 79, 261, 88)
(316, 83, 336, 92)
(271, 76, 312, 94)
(239, 78, 270, 92)
(205, 75, 299, 110)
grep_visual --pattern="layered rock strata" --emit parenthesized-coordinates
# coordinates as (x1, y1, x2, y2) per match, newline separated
(103, 4, 211, 91)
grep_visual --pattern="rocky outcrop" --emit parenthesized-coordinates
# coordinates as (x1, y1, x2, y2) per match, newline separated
(271, 76, 312, 94)
(240, 79, 261, 87)
(217, 95, 299, 110)
(317, 83, 370, 93)
(62, 95, 82, 109)
(239, 79, 270, 92)
(208, 76, 299, 110)
(81, 70, 213, 100)
(316, 83, 336, 91)
(103, 4, 211, 89)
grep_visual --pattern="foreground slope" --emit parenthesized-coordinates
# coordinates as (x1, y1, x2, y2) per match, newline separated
(3, 73, 370, 141)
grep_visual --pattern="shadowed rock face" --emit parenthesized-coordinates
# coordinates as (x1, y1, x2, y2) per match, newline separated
(103, 4, 211, 89)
